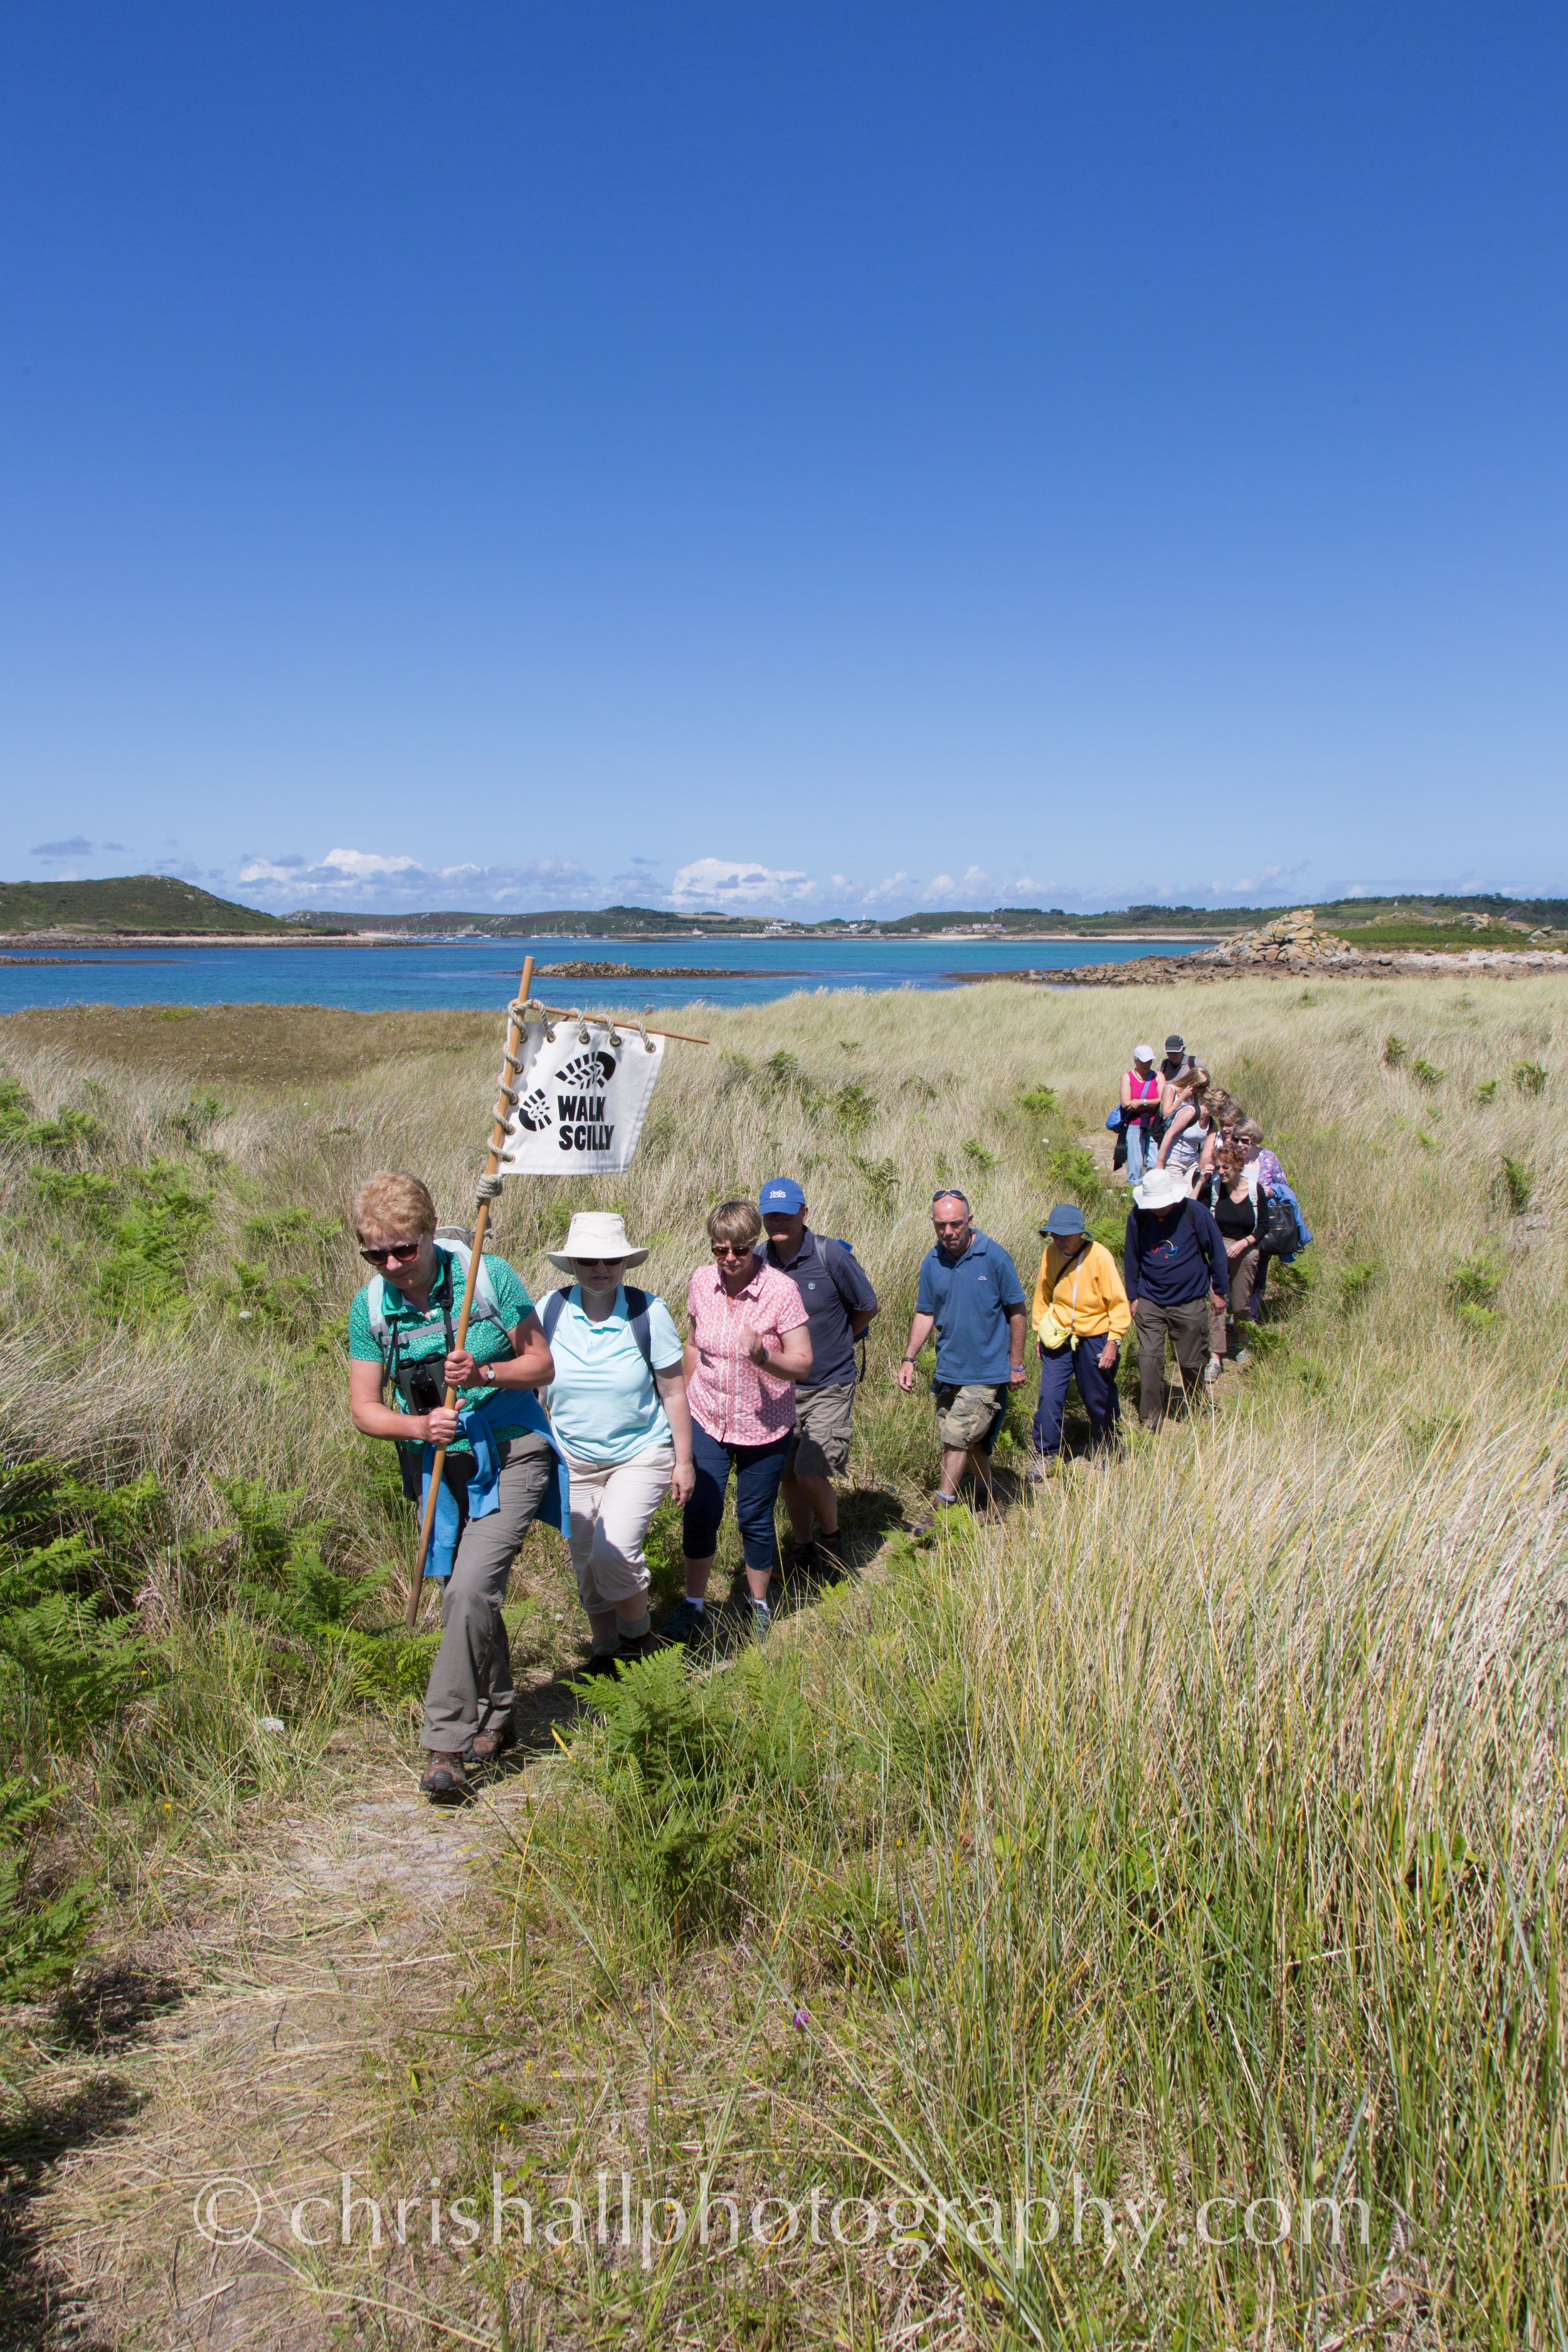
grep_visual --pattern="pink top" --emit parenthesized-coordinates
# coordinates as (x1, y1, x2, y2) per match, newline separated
(686, 1258, 810, 1445)
(1126, 1069, 1160, 1102)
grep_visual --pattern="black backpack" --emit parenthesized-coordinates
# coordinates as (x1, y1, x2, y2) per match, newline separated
(541, 1284, 656, 1365)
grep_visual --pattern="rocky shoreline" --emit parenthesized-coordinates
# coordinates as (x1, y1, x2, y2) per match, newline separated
(534, 961, 799, 980)
(948, 908, 1567, 988)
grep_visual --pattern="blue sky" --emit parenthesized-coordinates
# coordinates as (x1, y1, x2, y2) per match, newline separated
(3, 3, 1565, 917)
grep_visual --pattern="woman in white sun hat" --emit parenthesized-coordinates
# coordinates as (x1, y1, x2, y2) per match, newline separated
(539, 1211, 694, 1675)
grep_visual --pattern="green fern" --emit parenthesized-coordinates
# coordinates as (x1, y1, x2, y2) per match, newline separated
(0, 1779, 94, 2001)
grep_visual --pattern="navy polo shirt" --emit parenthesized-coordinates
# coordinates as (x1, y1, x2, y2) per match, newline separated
(915, 1230, 1027, 1385)
(765, 1229, 879, 1389)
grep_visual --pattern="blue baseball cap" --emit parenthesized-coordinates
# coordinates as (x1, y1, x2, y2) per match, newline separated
(760, 1176, 805, 1215)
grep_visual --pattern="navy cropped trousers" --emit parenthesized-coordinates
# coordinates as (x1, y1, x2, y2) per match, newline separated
(682, 1420, 791, 1571)
(1031, 1337, 1121, 1459)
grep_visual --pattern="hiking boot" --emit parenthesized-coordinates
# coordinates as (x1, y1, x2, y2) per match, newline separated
(580, 1648, 625, 1678)
(470, 1715, 516, 1761)
(1020, 1453, 1051, 1485)
(783, 1540, 817, 1578)
(657, 1597, 712, 1649)
(615, 1629, 660, 1666)
(419, 1752, 470, 1804)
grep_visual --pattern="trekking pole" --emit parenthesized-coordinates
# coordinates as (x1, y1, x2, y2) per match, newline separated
(406, 954, 536, 1631)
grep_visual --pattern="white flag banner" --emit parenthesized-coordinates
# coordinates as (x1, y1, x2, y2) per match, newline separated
(497, 1020, 667, 1176)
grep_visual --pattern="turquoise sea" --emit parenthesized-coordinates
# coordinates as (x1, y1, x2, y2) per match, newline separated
(0, 935, 1192, 1014)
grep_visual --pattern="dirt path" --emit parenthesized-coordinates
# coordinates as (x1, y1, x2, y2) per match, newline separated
(16, 1695, 572, 2352)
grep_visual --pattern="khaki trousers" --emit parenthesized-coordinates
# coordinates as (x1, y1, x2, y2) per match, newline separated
(564, 1443, 674, 1613)
(421, 1437, 553, 1753)
(1135, 1296, 1210, 1428)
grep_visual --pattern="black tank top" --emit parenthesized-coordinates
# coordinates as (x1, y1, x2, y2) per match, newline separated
(1214, 1187, 1256, 1241)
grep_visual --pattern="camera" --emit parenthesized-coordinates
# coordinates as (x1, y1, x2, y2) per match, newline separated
(400, 1365, 444, 1416)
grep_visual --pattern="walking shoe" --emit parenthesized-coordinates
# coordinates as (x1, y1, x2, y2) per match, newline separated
(657, 1597, 712, 1649)
(1233, 1348, 1253, 1369)
(615, 1629, 660, 1666)
(906, 1493, 958, 1537)
(1204, 1355, 1222, 1385)
(784, 1540, 817, 1578)
(470, 1714, 516, 1761)
(1021, 1453, 1051, 1485)
(750, 1599, 772, 1646)
(580, 1648, 625, 1678)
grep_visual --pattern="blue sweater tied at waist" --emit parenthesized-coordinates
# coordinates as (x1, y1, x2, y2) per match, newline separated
(420, 1390, 570, 1581)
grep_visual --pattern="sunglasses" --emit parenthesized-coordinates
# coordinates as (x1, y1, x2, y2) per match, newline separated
(711, 1241, 755, 1258)
(576, 1256, 625, 1269)
(359, 1239, 425, 1266)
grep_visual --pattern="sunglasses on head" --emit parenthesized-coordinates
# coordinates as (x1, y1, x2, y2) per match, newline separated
(359, 1238, 424, 1266)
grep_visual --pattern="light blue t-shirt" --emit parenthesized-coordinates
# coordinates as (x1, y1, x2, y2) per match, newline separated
(544, 1286, 684, 1464)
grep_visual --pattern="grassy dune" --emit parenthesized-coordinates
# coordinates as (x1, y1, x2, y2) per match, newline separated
(1, 976, 1565, 2348)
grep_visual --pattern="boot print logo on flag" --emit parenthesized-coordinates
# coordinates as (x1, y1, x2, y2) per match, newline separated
(499, 1023, 667, 1175)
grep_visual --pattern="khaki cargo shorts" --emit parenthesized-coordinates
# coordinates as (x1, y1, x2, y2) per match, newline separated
(933, 1381, 1008, 1453)
(788, 1382, 856, 1480)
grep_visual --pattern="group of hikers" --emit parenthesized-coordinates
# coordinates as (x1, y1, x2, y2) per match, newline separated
(346, 1030, 1307, 1803)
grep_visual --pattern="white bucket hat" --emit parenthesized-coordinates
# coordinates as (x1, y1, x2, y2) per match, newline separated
(546, 1210, 649, 1272)
(1132, 1167, 1191, 1212)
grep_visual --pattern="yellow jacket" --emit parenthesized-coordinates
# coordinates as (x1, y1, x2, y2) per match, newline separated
(1032, 1238, 1131, 1348)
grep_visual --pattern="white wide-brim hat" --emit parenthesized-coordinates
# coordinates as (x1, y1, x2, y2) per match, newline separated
(546, 1210, 650, 1271)
(1132, 1168, 1192, 1212)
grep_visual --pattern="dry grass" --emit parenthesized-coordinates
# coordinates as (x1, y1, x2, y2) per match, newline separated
(1, 975, 1565, 2348)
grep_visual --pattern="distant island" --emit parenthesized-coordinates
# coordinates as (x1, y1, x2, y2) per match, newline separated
(3, 874, 1565, 953)
(534, 961, 798, 980)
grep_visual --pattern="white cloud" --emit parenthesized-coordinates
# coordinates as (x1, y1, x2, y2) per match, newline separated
(321, 848, 422, 879)
(859, 871, 914, 904)
(231, 849, 594, 913)
(669, 857, 815, 908)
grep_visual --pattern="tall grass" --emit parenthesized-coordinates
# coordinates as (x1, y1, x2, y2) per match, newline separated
(1, 975, 1565, 2343)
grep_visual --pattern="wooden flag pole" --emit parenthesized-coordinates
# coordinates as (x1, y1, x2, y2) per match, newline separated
(406, 953, 537, 1629)
(532, 1004, 709, 1047)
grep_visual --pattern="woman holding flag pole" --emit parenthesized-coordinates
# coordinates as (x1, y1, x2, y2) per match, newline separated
(347, 1168, 565, 1802)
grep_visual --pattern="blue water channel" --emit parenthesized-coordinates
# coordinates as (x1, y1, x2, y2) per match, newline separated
(0, 934, 1195, 1014)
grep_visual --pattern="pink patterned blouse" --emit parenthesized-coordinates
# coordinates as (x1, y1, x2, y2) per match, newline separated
(686, 1258, 810, 1445)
